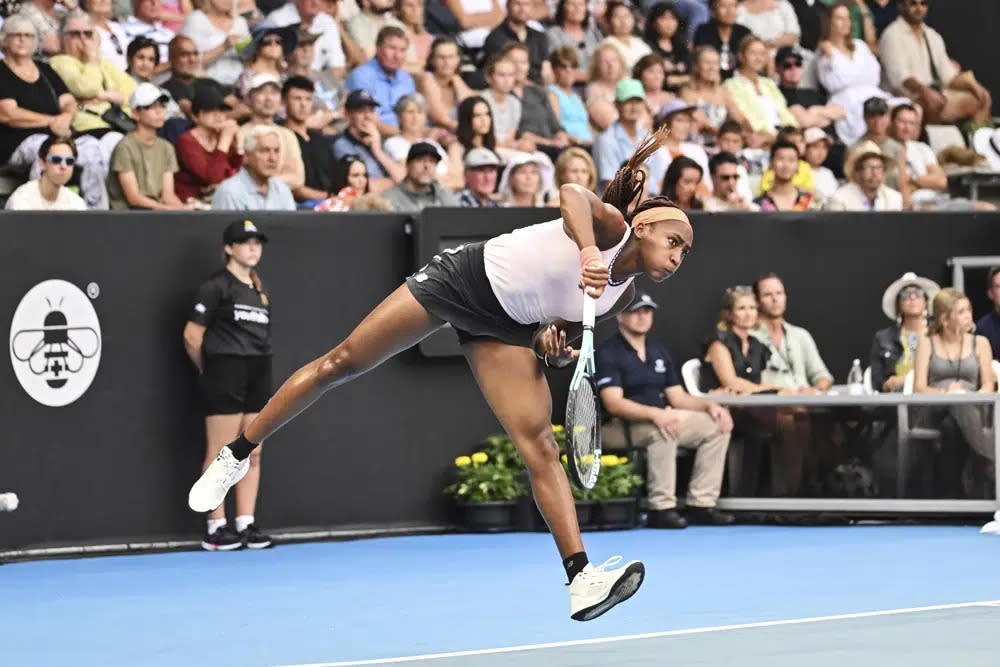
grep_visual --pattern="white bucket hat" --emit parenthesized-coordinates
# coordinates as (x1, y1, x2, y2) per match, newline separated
(881, 272, 940, 321)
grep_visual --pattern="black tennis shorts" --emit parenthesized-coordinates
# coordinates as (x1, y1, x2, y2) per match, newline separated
(200, 355, 273, 416)
(405, 241, 538, 348)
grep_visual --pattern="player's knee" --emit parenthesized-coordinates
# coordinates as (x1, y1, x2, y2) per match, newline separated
(519, 428, 560, 474)
(316, 341, 357, 388)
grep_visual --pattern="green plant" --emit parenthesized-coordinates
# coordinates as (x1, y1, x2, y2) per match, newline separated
(587, 455, 643, 501)
(444, 451, 527, 503)
(483, 434, 525, 471)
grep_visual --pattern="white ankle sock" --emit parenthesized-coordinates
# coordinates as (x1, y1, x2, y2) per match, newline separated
(235, 515, 254, 532)
(207, 518, 227, 535)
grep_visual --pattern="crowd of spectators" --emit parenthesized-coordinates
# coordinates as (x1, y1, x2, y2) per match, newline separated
(0, 0, 996, 213)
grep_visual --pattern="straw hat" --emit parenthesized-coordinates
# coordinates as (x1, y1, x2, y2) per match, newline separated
(881, 272, 940, 320)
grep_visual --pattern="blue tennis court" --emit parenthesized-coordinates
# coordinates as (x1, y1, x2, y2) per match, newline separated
(1, 525, 997, 666)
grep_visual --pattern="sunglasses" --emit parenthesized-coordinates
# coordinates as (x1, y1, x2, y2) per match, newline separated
(781, 60, 802, 69)
(717, 173, 740, 180)
(261, 36, 283, 46)
(46, 155, 76, 166)
(900, 287, 926, 299)
(908, 0, 928, 5)
(65, 29, 94, 39)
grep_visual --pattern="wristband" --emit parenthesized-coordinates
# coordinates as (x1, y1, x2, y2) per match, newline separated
(579, 245, 602, 270)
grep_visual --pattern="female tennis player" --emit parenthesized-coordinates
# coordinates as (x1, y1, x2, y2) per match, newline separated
(190, 126, 694, 621)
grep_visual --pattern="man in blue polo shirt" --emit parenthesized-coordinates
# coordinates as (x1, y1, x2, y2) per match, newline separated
(344, 25, 415, 135)
(596, 292, 734, 529)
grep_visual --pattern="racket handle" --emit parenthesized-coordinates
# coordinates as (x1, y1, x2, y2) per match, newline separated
(582, 293, 596, 329)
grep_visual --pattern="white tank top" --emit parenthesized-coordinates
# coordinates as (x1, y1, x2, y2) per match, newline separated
(483, 218, 634, 325)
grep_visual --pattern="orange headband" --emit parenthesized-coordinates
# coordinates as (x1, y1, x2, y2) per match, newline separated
(630, 207, 691, 229)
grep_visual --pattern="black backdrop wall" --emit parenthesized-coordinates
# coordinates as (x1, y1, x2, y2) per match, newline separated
(930, 1, 1000, 116)
(2, 210, 1000, 551)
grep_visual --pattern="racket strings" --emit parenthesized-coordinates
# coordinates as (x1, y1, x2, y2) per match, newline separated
(568, 378, 600, 487)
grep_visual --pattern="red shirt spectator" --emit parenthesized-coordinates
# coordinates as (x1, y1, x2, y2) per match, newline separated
(174, 84, 243, 202)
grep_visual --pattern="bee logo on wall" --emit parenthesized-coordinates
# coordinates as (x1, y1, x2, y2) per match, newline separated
(9, 280, 102, 407)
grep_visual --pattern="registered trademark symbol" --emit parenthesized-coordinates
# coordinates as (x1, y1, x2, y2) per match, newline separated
(86, 283, 100, 299)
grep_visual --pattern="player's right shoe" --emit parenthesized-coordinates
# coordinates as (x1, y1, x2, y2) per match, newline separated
(568, 556, 645, 621)
(188, 446, 250, 513)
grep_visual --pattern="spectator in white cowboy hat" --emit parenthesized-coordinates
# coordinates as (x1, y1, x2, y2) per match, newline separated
(869, 271, 939, 393)
(458, 147, 503, 208)
(826, 140, 904, 211)
(498, 150, 556, 207)
(802, 127, 837, 204)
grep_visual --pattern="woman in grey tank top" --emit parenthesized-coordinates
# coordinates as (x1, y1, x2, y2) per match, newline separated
(914, 288, 995, 462)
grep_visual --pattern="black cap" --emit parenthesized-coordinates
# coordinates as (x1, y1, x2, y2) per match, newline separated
(775, 46, 802, 67)
(191, 81, 231, 115)
(863, 96, 889, 116)
(345, 89, 379, 111)
(625, 291, 659, 312)
(223, 219, 269, 244)
(406, 141, 442, 162)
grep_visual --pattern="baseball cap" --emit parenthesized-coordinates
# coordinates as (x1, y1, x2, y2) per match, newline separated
(803, 126, 832, 146)
(775, 46, 803, 67)
(248, 72, 281, 93)
(407, 141, 442, 162)
(129, 83, 170, 109)
(863, 96, 889, 116)
(625, 291, 659, 312)
(655, 98, 697, 125)
(464, 147, 501, 169)
(224, 219, 269, 244)
(615, 78, 645, 103)
(345, 89, 380, 111)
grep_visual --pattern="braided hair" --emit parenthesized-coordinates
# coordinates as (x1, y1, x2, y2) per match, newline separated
(600, 124, 680, 222)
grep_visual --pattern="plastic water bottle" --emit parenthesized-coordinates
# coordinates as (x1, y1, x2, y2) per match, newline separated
(0, 492, 18, 512)
(847, 359, 864, 396)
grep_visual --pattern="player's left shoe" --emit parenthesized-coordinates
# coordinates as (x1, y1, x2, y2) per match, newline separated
(568, 556, 645, 621)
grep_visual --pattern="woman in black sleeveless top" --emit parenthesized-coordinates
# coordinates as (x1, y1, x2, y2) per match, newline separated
(701, 286, 776, 394)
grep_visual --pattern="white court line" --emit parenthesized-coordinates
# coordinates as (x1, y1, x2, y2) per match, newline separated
(279, 599, 1000, 667)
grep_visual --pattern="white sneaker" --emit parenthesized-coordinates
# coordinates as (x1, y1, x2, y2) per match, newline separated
(981, 511, 1000, 535)
(188, 446, 250, 513)
(568, 556, 645, 621)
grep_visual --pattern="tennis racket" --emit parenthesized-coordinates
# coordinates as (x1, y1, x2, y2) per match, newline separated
(566, 293, 602, 490)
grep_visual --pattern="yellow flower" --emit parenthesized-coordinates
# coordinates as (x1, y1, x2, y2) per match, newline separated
(552, 425, 565, 433)
(455, 456, 472, 467)
(561, 454, 568, 464)
(618, 456, 629, 465)
(471, 451, 488, 464)
(601, 454, 619, 467)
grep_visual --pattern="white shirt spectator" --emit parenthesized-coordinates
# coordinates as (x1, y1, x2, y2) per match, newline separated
(812, 165, 838, 202)
(181, 10, 249, 87)
(736, 1, 800, 45)
(825, 182, 903, 211)
(878, 17, 957, 97)
(599, 36, 651, 72)
(121, 15, 175, 64)
(900, 139, 936, 180)
(5, 180, 87, 210)
(267, 4, 346, 72)
(95, 20, 130, 72)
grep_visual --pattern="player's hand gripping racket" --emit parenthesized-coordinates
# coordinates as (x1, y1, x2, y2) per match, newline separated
(566, 293, 602, 490)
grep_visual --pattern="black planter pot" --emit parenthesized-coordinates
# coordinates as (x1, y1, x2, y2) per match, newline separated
(460, 500, 518, 532)
(575, 500, 598, 530)
(518, 497, 599, 532)
(596, 497, 639, 529)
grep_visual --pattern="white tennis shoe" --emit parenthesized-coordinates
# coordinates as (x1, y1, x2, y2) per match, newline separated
(568, 556, 645, 621)
(188, 446, 250, 513)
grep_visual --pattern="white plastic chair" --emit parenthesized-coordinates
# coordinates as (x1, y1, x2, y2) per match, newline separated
(925, 124, 966, 154)
(681, 358, 705, 397)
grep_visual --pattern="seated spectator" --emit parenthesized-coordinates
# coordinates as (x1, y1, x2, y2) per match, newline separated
(716, 118, 756, 181)
(17, 0, 63, 57)
(5, 136, 87, 210)
(87, 0, 129, 71)
(803, 127, 837, 203)
(504, 42, 571, 159)
(600, 1, 650, 71)
(554, 145, 597, 191)
(792, 0, 877, 54)
(593, 79, 666, 195)
(723, 35, 798, 148)
(442, 0, 505, 53)
(162, 37, 247, 122)
(655, 99, 712, 196)
(816, 3, 905, 146)
(458, 147, 502, 207)
(633, 54, 673, 123)
(395, 0, 432, 76)
(681, 46, 738, 148)
(211, 125, 296, 210)
(846, 95, 904, 186)
(346, 0, 404, 61)
(914, 288, 996, 463)
(456, 95, 498, 164)
(704, 151, 759, 211)
(317, 154, 371, 210)
(976, 268, 1000, 363)
(238, 73, 305, 191)
(126, 36, 164, 85)
(597, 290, 735, 529)
(267, 0, 347, 82)
(0, 16, 109, 211)
(417, 37, 473, 133)
(106, 83, 190, 209)
(702, 285, 778, 393)
(483, 54, 528, 152)
(483, 0, 550, 85)
(758, 125, 814, 195)
(235, 26, 296, 101)
(672, 0, 712, 43)
(754, 140, 814, 210)
(381, 141, 459, 212)
(547, 46, 593, 146)
(122, 0, 176, 64)
(643, 3, 690, 91)
(879, 0, 992, 126)
(344, 26, 415, 134)
(499, 151, 555, 206)
(826, 140, 903, 210)
(282, 76, 339, 206)
(661, 155, 704, 211)
(545, 0, 601, 82)
(737, 0, 801, 50)
(383, 92, 462, 191)
(174, 84, 242, 203)
(282, 29, 343, 120)
(585, 42, 627, 132)
(870, 272, 938, 393)
(775, 45, 845, 130)
(694, 0, 753, 80)
(180, 0, 250, 89)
